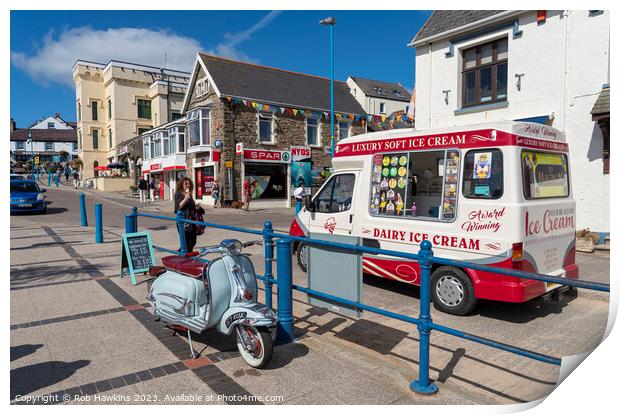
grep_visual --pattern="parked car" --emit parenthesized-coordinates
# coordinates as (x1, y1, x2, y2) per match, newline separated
(10, 174, 25, 180)
(10, 180, 47, 214)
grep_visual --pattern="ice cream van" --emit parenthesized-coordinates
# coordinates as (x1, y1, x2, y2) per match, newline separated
(289, 121, 578, 315)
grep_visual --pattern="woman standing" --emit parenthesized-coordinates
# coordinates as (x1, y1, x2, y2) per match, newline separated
(243, 178, 251, 210)
(212, 179, 220, 209)
(174, 177, 198, 253)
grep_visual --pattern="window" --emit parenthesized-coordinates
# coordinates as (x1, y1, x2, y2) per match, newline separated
(16, 141, 24, 150)
(137, 99, 151, 119)
(462, 149, 503, 199)
(169, 126, 186, 153)
(78, 131, 82, 149)
(521, 150, 569, 199)
(143, 136, 151, 159)
(92, 129, 99, 149)
(307, 117, 320, 146)
(375, 87, 386, 95)
(162, 131, 170, 156)
(187, 108, 210, 147)
(152, 132, 161, 158)
(171, 112, 182, 121)
(45, 142, 54, 151)
(259, 112, 274, 143)
(73, 142, 78, 151)
(108, 99, 112, 119)
(47, 122, 55, 129)
(108, 128, 112, 148)
(315, 174, 355, 213)
(462, 38, 508, 107)
(379, 103, 386, 114)
(92, 101, 98, 121)
(77, 102, 81, 122)
(177, 126, 185, 153)
(138, 127, 152, 135)
(370, 150, 460, 221)
(394, 90, 404, 98)
(196, 78, 210, 97)
(338, 121, 350, 141)
(245, 163, 288, 199)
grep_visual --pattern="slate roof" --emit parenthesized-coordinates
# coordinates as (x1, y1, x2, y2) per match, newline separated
(198, 53, 366, 115)
(10, 129, 77, 142)
(591, 87, 610, 116)
(412, 10, 506, 44)
(349, 77, 411, 102)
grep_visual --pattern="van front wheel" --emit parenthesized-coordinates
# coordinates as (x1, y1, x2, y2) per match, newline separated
(430, 267, 476, 316)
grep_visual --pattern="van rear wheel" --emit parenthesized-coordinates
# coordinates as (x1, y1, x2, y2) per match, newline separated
(430, 267, 476, 316)
(296, 242, 308, 273)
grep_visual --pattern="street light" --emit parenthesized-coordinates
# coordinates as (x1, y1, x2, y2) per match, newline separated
(320, 16, 336, 160)
(27, 129, 34, 179)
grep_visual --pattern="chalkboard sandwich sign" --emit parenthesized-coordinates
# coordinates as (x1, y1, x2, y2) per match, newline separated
(121, 231, 156, 285)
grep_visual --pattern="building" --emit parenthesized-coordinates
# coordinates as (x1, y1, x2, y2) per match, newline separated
(72, 60, 190, 179)
(10, 114, 77, 164)
(347, 76, 412, 116)
(139, 118, 187, 200)
(155, 53, 367, 207)
(410, 10, 610, 235)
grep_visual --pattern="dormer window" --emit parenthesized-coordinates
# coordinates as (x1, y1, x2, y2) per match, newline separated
(196, 77, 210, 97)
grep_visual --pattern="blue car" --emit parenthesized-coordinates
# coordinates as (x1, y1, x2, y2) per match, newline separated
(10, 180, 47, 214)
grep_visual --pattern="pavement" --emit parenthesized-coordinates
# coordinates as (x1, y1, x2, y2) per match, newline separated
(10, 184, 611, 405)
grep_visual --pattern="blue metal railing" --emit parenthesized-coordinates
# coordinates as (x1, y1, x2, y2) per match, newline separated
(124, 207, 609, 395)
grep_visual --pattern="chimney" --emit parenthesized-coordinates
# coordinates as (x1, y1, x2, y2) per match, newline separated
(10, 118, 15, 133)
(55, 112, 61, 118)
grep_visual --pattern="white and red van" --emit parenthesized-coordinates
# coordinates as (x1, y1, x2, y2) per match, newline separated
(289, 121, 578, 315)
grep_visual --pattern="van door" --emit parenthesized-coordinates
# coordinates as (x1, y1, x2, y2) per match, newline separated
(308, 172, 357, 236)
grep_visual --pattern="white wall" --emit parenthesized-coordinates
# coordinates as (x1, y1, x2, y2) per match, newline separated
(347, 77, 410, 116)
(30, 116, 74, 130)
(414, 10, 610, 232)
(11, 141, 77, 155)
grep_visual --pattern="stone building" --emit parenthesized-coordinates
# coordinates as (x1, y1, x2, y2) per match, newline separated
(179, 53, 367, 208)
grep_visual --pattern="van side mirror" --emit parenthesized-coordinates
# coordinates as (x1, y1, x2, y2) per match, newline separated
(305, 196, 316, 212)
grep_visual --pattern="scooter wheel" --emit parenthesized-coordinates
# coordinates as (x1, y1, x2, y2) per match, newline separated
(236, 326, 273, 369)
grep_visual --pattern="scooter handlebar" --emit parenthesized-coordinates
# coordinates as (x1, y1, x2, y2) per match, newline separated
(242, 240, 263, 248)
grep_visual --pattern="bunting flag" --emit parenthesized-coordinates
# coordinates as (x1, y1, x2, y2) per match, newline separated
(292, 109, 298, 116)
(264, 104, 270, 112)
(348, 114, 355, 121)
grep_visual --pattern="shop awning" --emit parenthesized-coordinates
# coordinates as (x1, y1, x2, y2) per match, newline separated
(591, 86, 610, 121)
(515, 115, 552, 125)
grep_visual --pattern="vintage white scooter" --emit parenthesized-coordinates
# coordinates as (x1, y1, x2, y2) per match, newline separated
(147, 239, 277, 368)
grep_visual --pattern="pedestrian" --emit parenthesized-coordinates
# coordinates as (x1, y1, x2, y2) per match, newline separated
(293, 180, 305, 215)
(243, 178, 251, 210)
(137, 177, 148, 204)
(174, 177, 199, 253)
(149, 178, 155, 202)
(212, 179, 220, 209)
(64, 168, 70, 182)
(72, 171, 79, 189)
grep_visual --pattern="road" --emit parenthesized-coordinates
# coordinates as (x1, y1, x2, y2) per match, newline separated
(11, 184, 611, 404)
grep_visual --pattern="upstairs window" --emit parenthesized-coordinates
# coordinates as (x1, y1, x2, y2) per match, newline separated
(77, 102, 81, 122)
(162, 131, 170, 156)
(338, 121, 350, 141)
(92, 129, 99, 149)
(187, 108, 210, 147)
(16, 141, 24, 150)
(47, 122, 55, 129)
(108, 99, 112, 119)
(379, 103, 386, 114)
(143, 136, 151, 159)
(108, 129, 112, 149)
(152, 132, 161, 158)
(137, 99, 151, 119)
(307, 117, 320, 146)
(259, 112, 274, 143)
(462, 38, 508, 107)
(91, 101, 98, 121)
(45, 142, 54, 151)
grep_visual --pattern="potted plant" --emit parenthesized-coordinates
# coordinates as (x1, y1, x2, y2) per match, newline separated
(575, 228, 599, 253)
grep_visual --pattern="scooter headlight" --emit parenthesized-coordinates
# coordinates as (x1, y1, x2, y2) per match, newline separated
(221, 239, 243, 255)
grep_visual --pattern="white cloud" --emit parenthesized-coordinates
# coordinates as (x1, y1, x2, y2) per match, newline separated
(208, 11, 282, 62)
(11, 27, 203, 87)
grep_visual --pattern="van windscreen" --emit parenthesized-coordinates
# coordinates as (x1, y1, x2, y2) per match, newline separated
(521, 151, 569, 199)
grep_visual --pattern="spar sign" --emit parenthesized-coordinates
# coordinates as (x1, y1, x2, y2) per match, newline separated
(242, 148, 291, 163)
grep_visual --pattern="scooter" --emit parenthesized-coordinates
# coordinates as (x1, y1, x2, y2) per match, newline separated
(147, 239, 277, 368)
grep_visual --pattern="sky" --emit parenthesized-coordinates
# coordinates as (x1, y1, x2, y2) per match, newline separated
(10, 10, 431, 126)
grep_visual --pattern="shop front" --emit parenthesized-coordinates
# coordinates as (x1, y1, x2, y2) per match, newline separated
(191, 153, 219, 205)
(241, 148, 291, 208)
(143, 155, 186, 201)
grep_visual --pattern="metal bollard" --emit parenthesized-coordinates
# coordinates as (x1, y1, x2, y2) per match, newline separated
(95, 203, 103, 243)
(410, 240, 438, 395)
(262, 221, 274, 309)
(79, 193, 88, 226)
(131, 207, 138, 233)
(276, 239, 294, 344)
(176, 210, 187, 256)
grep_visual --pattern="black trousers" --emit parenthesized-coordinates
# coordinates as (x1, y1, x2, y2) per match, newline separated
(182, 228, 197, 253)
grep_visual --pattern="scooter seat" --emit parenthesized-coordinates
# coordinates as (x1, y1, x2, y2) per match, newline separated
(161, 255, 208, 278)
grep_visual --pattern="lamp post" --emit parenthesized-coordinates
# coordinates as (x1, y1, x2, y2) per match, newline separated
(320, 16, 336, 160)
(28, 129, 34, 179)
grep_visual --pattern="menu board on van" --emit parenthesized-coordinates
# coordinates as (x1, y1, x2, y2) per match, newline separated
(370, 153, 409, 216)
(442, 151, 460, 219)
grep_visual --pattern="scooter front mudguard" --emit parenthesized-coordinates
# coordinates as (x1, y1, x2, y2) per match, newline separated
(218, 304, 277, 336)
